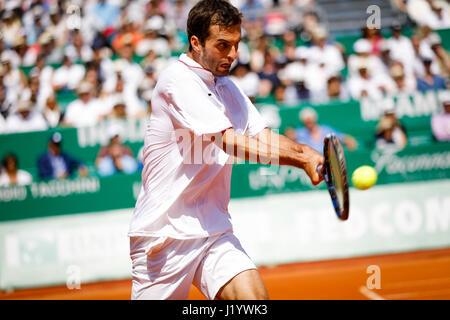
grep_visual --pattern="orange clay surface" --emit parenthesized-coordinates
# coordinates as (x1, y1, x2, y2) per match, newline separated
(1, 248, 450, 300)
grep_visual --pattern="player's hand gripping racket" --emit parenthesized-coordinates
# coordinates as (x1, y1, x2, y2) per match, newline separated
(317, 133, 350, 221)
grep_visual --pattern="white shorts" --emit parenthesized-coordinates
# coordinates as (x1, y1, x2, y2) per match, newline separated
(129, 231, 257, 300)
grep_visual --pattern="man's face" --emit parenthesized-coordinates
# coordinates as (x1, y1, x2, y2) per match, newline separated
(195, 24, 241, 76)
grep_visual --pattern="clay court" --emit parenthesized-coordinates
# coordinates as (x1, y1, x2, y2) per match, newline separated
(1, 247, 449, 300)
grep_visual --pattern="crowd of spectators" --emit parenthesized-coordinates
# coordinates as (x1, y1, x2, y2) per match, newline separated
(0, 0, 450, 186)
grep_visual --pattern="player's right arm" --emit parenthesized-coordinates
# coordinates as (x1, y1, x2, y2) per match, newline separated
(211, 128, 324, 185)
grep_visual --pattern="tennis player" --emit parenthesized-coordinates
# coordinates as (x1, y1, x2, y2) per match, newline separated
(128, 0, 324, 300)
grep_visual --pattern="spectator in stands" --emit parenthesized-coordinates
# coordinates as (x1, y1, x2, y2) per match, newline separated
(375, 110, 408, 150)
(10, 36, 37, 67)
(136, 15, 171, 58)
(258, 49, 281, 96)
(5, 99, 48, 133)
(347, 38, 385, 78)
(63, 81, 104, 127)
(410, 34, 441, 78)
(24, 69, 52, 113)
(386, 23, 416, 77)
(52, 54, 86, 92)
(166, 0, 191, 32)
(111, 17, 144, 53)
(428, 0, 450, 30)
(38, 31, 64, 65)
(43, 95, 64, 128)
(386, 62, 417, 94)
(428, 35, 450, 78)
(361, 26, 384, 56)
(311, 75, 350, 104)
(0, 153, 32, 186)
(89, 0, 122, 31)
(431, 92, 450, 141)
(0, 9, 22, 48)
(65, 29, 94, 63)
(95, 125, 138, 177)
(348, 61, 387, 100)
(293, 107, 358, 152)
(31, 54, 55, 100)
(37, 132, 88, 180)
(46, 5, 69, 49)
(308, 26, 345, 77)
(416, 58, 447, 91)
(1, 51, 27, 107)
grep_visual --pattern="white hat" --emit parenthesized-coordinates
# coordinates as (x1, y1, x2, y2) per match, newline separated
(299, 107, 318, 122)
(353, 39, 372, 54)
(144, 15, 164, 32)
(439, 91, 450, 105)
(295, 46, 310, 60)
(312, 26, 328, 39)
(77, 81, 93, 94)
(17, 99, 33, 112)
(107, 124, 124, 140)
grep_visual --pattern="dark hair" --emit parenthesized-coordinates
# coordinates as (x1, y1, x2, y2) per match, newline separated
(2, 153, 18, 168)
(186, 0, 242, 52)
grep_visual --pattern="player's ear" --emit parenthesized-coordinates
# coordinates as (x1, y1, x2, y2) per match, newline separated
(190, 35, 202, 54)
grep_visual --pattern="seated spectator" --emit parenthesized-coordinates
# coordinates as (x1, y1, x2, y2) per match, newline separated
(428, 0, 450, 30)
(63, 81, 104, 127)
(307, 27, 345, 77)
(429, 35, 450, 78)
(361, 26, 384, 56)
(347, 38, 386, 78)
(38, 31, 64, 65)
(431, 92, 450, 141)
(95, 126, 138, 177)
(293, 107, 358, 152)
(43, 95, 64, 128)
(136, 16, 171, 58)
(386, 23, 416, 76)
(386, 63, 417, 94)
(5, 99, 48, 133)
(64, 29, 94, 63)
(311, 75, 351, 104)
(348, 62, 388, 100)
(1, 51, 27, 106)
(416, 58, 447, 91)
(229, 62, 260, 102)
(37, 132, 88, 180)
(410, 34, 440, 78)
(0, 153, 32, 186)
(52, 54, 86, 92)
(102, 70, 146, 119)
(375, 110, 408, 150)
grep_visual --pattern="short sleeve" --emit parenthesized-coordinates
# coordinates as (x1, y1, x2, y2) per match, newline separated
(165, 79, 233, 136)
(245, 100, 268, 137)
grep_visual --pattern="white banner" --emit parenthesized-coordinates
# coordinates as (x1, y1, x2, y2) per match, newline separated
(1, 180, 449, 290)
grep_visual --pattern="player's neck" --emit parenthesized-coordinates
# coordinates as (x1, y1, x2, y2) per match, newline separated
(186, 51, 212, 74)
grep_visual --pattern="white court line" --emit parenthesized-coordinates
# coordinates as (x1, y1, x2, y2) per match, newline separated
(359, 286, 386, 300)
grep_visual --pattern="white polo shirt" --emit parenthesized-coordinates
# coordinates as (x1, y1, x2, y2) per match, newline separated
(128, 53, 267, 239)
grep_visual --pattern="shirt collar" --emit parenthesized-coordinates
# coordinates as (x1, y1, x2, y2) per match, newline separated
(178, 53, 216, 85)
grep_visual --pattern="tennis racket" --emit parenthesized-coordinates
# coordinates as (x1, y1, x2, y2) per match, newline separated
(317, 133, 350, 221)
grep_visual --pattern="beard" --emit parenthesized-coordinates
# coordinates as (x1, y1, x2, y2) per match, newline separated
(200, 48, 232, 77)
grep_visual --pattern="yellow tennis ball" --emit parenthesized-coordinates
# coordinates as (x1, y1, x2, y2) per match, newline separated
(352, 166, 378, 190)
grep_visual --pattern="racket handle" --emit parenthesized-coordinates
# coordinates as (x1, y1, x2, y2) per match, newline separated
(317, 164, 322, 174)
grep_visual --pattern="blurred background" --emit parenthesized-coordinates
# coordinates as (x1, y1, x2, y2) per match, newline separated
(0, 0, 449, 299)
